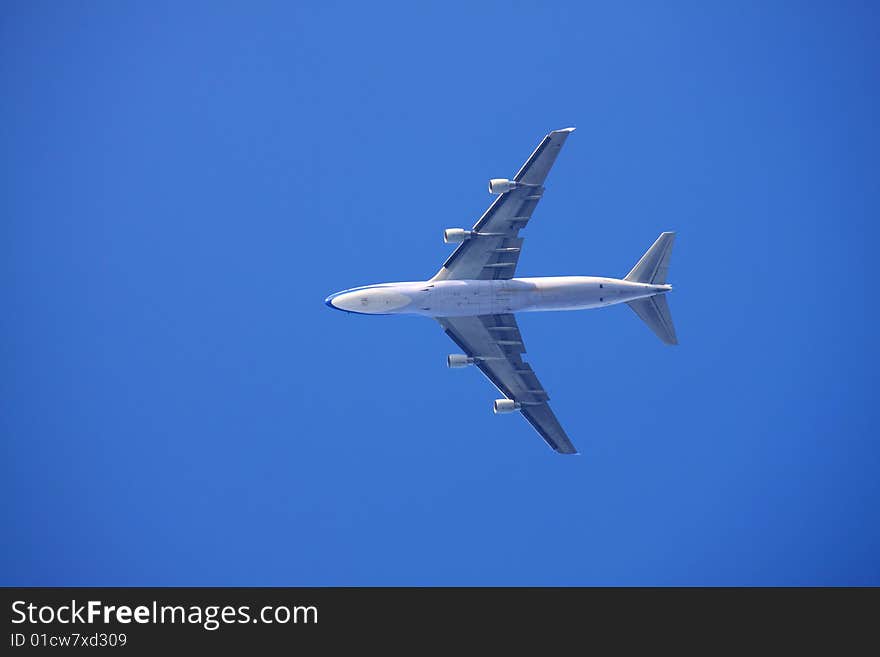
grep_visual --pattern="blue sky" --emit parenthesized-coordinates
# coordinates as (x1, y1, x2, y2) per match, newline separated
(3, 1, 878, 585)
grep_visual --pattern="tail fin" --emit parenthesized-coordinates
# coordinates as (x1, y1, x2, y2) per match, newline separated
(625, 232, 678, 345)
(625, 231, 675, 284)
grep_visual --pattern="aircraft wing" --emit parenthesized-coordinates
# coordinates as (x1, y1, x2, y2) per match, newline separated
(437, 314, 578, 454)
(432, 128, 576, 281)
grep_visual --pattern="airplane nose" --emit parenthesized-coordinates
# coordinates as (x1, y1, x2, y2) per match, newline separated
(324, 294, 338, 309)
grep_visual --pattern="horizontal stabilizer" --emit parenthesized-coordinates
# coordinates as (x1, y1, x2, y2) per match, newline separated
(625, 232, 675, 284)
(627, 294, 678, 345)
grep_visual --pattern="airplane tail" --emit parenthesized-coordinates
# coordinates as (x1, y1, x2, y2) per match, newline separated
(625, 232, 678, 345)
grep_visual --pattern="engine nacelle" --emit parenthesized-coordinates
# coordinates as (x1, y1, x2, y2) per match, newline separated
(493, 399, 521, 414)
(443, 228, 473, 244)
(447, 354, 475, 368)
(488, 178, 518, 194)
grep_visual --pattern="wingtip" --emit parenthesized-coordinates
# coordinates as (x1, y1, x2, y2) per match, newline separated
(552, 127, 576, 134)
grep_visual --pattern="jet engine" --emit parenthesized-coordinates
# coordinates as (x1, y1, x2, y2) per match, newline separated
(447, 354, 474, 368)
(493, 399, 521, 414)
(443, 228, 473, 244)
(488, 178, 518, 194)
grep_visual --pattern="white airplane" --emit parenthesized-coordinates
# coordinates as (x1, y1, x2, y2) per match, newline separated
(325, 128, 677, 454)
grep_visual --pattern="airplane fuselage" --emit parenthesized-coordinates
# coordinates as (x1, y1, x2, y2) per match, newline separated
(325, 276, 672, 318)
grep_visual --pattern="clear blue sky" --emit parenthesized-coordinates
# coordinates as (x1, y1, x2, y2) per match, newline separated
(3, 1, 878, 585)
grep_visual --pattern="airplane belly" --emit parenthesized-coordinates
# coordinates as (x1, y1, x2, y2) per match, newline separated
(424, 281, 493, 316)
(518, 277, 602, 312)
(489, 280, 514, 314)
(409, 280, 544, 316)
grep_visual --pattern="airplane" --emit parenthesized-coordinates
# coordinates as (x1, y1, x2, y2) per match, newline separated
(324, 128, 677, 454)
